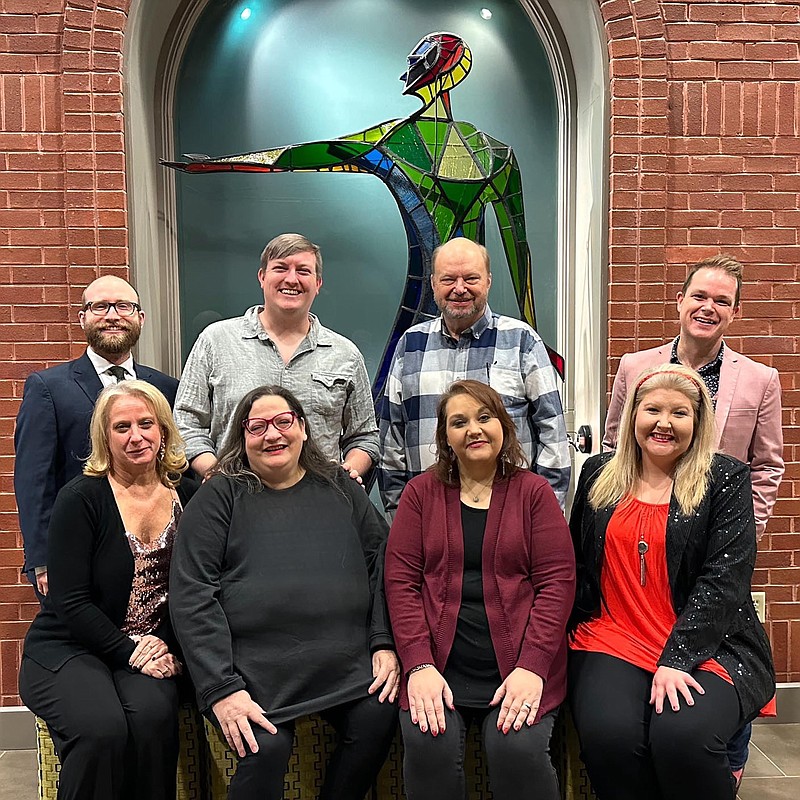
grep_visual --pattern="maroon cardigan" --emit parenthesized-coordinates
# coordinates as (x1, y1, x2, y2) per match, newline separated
(384, 469, 575, 721)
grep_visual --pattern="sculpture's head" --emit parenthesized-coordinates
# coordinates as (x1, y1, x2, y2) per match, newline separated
(400, 32, 472, 103)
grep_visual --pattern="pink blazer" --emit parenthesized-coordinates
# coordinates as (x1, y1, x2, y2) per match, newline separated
(602, 343, 784, 537)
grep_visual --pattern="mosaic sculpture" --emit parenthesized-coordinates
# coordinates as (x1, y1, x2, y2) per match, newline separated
(163, 32, 561, 397)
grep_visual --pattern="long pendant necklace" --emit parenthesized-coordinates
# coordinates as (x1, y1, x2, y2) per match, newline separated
(638, 535, 649, 587)
(637, 480, 673, 588)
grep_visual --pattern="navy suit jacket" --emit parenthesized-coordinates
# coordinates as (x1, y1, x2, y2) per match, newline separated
(13, 351, 178, 579)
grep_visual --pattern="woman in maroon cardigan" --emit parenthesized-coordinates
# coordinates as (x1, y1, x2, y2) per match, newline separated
(384, 380, 575, 800)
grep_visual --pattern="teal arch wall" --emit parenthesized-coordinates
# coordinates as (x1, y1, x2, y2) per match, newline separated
(174, 0, 559, 377)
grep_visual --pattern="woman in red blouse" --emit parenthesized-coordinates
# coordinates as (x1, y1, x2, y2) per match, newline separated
(385, 380, 575, 800)
(569, 364, 774, 800)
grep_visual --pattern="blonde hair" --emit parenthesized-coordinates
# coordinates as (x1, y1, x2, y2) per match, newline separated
(590, 364, 716, 515)
(84, 380, 187, 488)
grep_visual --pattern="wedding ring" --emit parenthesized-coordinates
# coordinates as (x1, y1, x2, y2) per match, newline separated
(521, 702, 532, 710)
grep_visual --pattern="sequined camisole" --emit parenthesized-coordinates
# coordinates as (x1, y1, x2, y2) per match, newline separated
(121, 499, 182, 637)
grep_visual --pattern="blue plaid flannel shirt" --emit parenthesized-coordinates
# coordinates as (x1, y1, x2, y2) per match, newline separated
(378, 306, 571, 513)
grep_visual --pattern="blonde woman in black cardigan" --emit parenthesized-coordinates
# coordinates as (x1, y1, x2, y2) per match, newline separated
(568, 364, 774, 800)
(19, 381, 196, 800)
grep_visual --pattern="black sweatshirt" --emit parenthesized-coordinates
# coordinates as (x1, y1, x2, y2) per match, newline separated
(169, 471, 393, 723)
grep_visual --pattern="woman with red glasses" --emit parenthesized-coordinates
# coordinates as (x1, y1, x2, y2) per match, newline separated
(169, 385, 398, 800)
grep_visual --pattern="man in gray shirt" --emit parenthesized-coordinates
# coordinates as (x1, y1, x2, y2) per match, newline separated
(175, 233, 379, 479)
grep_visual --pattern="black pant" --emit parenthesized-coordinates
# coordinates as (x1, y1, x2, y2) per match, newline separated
(18, 654, 179, 800)
(569, 651, 742, 800)
(228, 694, 397, 800)
(400, 705, 560, 800)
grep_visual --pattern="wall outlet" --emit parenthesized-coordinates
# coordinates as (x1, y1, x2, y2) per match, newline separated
(752, 591, 766, 624)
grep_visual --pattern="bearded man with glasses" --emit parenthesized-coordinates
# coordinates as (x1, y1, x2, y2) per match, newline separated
(14, 275, 179, 601)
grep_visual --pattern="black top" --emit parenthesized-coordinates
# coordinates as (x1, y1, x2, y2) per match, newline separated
(169, 470, 394, 723)
(444, 503, 501, 706)
(22, 474, 197, 672)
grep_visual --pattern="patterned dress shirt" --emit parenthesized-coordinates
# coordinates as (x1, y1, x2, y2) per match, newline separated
(669, 336, 724, 408)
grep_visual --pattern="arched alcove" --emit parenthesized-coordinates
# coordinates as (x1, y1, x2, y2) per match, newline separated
(124, 0, 608, 464)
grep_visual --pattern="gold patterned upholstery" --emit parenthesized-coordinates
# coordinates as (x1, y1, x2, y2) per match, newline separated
(34, 717, 59, 800)
(37, 703, 595, 800)
(35, 703, 205, 800)
(205, 715, 354, 798)
(553, 707, 597, 800)
(206, 713, 503, 799)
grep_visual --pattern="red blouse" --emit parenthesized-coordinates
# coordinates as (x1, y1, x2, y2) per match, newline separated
(570, 495, 730, 685)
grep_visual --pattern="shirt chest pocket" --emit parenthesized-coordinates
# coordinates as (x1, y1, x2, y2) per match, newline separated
(310, 372, 349, 418)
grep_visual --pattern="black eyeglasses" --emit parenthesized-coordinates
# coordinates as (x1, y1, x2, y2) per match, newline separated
(83, 301, 142, 317)
(243, 411, 298, 436)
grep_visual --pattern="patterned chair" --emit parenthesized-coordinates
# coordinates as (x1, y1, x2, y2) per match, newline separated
(35, 702, 206, 800)
(204, 713, 494, 799)
(36, 703, 595, 800)
(552, 707, 597, 800)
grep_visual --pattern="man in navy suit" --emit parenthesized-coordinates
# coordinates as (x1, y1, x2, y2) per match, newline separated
(13, 275, 178, 599)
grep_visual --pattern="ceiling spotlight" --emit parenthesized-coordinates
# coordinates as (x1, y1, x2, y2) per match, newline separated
(240, 7, 252, 20)
(480, 8, 492, 20)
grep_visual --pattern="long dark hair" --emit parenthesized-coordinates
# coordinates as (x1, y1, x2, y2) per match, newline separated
(430, 380, 527, 485)
(213, 385, 338, 492)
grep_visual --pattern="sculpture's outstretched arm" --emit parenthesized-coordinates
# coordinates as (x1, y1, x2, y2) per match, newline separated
(161, 122, 404, 174)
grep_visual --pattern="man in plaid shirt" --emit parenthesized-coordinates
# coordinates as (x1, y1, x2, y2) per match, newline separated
(378, 238, 571, 514)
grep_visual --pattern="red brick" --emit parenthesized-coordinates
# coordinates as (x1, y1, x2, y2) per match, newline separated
(745, 5, 800, 24)
(770, 603, 800, 621)
(688, 4, 743, 23)
(745, 42, 799, 62)
(772, 23, 800, 42)
(774, 62, 800, 80)
(687, 41, 743, 61)
(745, 193, 797, 210)
(718, 61, 773, 80)
(668, 23, 719, 41)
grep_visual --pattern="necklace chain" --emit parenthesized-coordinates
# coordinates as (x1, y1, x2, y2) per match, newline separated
(636, 479, 673, 587)
(460, 477, 494, 503)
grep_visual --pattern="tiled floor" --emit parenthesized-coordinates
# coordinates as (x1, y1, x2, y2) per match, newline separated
(738, 724, 800, 800)
(0, 749, 36, 800)
(1, 723, 798, 798)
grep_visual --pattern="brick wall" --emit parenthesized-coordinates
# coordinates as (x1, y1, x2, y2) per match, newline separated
(0, 0, 130, 704)
(602, 0, 800, 682)
(0, 0, 798, 703)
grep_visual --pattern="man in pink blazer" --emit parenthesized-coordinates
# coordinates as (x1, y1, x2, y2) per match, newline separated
(602, 254, 784, 784)
(603, 255, 784, 539)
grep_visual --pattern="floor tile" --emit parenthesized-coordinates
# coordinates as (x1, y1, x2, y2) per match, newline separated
(751, 724, 800, 777)
(738, 776, 800, 800)
(0, 750, 37, 800)
(743, 741, 784, 778)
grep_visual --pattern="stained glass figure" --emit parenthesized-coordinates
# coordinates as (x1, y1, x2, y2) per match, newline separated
(163, 32, 563, 398)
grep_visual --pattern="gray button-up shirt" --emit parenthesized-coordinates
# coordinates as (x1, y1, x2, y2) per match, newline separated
(174, 306, 379, 464)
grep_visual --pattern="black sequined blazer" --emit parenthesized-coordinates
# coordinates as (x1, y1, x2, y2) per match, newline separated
(569, 452, 775, 722)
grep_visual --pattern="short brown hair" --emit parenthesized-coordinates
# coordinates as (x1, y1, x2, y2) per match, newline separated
(259, 233, 322, 278)
(431, 380, 527, 485)
(682, 254, 743, 306)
